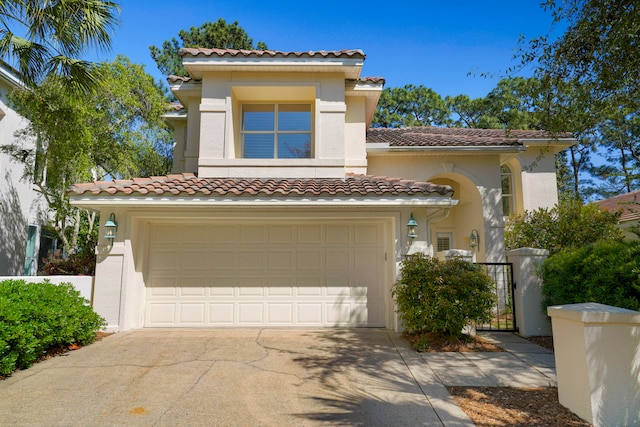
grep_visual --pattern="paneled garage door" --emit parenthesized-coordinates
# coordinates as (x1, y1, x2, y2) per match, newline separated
(145, 221, 388, 327)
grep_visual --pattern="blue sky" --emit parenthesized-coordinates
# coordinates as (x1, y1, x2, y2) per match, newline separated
(96, 1, 558, 99)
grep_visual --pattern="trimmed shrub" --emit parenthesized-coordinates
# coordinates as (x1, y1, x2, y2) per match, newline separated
(392, 254, 496, 337)
(0, 280, 106, 376)
(540, 240, 640, 311)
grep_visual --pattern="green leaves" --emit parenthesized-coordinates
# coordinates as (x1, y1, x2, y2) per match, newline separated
(540, 240, 640, 311)
(373, 84, 451, 128)
(392, 254, 496, 337)
(505, 199, 623, 255)
(149, 18, 268, 77)
(5, 55, 172, 254)
(0, 279, 106, 376)
(0, 0, 120, 90)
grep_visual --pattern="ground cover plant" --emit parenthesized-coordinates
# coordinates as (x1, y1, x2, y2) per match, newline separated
(0, 279, 106, 376)
(392, 254, 495, 350)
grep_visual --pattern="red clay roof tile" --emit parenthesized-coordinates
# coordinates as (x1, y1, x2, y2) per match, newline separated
(179, 48, 366, 59)
(67, 173, 453, 198)
(367, 127, 574, 147)
(594, 190, 640, 222)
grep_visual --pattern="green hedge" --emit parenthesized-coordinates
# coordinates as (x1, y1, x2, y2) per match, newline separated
(0, 280, 106, 376)
(541, 240, 640, 311)
(392, 254, 495, 337)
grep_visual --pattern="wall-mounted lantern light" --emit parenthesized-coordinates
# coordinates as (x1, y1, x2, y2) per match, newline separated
(104, 213, 118, 241)
(469, 229, 480, 250)
(407, 213, 418, 240)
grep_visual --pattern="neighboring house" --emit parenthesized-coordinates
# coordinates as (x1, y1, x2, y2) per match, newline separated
(68, 49, 575, 331)
(0, 63, 49, 276)
(594, 190, 640, 240)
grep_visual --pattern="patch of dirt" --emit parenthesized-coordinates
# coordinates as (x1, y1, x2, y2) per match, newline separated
(448, 387, 590, 427)
(524, 335, 554, 351)
(403, 331, 503, 352)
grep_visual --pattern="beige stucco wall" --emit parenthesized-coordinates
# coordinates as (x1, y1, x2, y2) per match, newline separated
(172, 71, 371, 179)
(515, 148, 559, 212)
(548, 303, 640, 426)
(170, 69, 381, 178)
(367, 154, 505, 262)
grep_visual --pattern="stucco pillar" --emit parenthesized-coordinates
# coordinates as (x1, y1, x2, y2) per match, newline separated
(548, 303, 640, 426)
(506, 248, 551, 337)
(92, 209, 126, 332)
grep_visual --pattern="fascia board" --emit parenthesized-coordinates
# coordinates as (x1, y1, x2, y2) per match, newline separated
(0, 65, 24, 89)
(518, 138, 576, 153)
(366, 145, 526, 154)
(70, 196, 459, 209)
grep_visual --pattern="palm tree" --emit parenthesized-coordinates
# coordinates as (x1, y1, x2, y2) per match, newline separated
(0, 0, 120, 90)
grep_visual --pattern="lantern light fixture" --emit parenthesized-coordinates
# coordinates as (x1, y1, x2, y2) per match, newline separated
(104, 213, 118, 241)
(469, 229, 480, 250)
(407, 213, 418, 240)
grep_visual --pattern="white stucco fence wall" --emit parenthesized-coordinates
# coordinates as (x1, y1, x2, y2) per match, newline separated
(548, 303, 640, 427)
(1, 276, 93, 303)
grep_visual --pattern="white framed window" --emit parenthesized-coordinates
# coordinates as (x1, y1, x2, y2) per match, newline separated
(501, 165, 514, 216)
(436, 232, 453, 252)
(241, 103, 312, 158)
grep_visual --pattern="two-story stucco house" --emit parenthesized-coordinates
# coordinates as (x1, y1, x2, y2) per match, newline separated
(0, 62, 49, 276)
(69, 49, 574, 332)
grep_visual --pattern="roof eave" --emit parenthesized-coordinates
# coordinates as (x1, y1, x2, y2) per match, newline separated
(366, 144, 526, 154)
(182, 57, 364, 80)
(69, 195, 458, 210)
(519, 138, 577, 153)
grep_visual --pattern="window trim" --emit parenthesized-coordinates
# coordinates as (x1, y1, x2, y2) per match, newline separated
(500, 165, 515, 217)
(240, 102, 313, 159)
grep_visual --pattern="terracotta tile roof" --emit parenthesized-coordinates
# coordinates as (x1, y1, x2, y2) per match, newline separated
(68, 173, 453, 197)
(179, 48, 365, 59)
(168, 75, 385, 88)
(358, 76, 385, 84)
(594, 190, 640, 222)
(167, 75, 192, 84)
(367, 127, 574, 147)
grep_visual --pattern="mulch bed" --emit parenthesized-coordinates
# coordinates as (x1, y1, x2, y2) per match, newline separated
(403, 331, 504, 352)
(448, 386, 590, 426)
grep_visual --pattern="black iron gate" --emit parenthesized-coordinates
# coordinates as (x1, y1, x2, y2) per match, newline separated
(475, 262, 517, 332)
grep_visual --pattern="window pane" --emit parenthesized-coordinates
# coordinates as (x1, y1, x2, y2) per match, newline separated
(278, 104, 311, 131)
(502, 195, 512, 216)
(278, 133, 312, 158)
(244, 134, 274, 158)
(243, 105, 274, 131)
(501, 174, 511, 194)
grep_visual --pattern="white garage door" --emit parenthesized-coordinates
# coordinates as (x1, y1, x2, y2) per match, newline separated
(145, 221, 388, 327)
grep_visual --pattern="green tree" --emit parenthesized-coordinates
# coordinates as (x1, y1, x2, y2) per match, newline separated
(2, 56, 172, 253)
(447, 77, 547, 130)
(372, 84, 451, 128)
(519, 0, 640, 133)
(505, 199, 622, 255)
(446, 94, 500, 129)
(0, 0, 120, 89)
(149, 18, 268, 77)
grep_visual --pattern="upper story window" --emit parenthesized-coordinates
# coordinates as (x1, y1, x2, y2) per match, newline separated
(500, 165, 514, 216)
(241, 103, 312, 158)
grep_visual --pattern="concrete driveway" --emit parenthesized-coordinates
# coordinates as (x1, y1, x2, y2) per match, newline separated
(0, 329, 471, 426)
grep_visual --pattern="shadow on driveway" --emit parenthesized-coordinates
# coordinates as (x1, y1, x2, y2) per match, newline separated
(0, 329, 470, 426)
